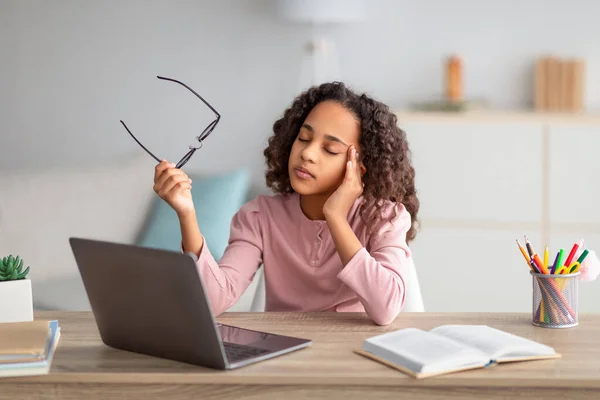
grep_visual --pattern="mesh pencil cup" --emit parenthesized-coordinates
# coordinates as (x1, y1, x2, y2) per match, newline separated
(531, 271, 579, 328)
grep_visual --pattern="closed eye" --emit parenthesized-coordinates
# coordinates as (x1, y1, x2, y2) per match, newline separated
(297, 137, 340, 155)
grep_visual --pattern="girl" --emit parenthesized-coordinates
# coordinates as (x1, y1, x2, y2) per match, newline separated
(153, 82, 419, 326)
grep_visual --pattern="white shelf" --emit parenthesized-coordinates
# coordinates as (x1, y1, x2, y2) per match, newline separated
(393, 109, 600, 125)
(401, 114, 600, 312)
(405, 122, 542, 222)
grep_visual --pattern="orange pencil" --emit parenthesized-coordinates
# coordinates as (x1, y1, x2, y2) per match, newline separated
(533, 253, 549, 274)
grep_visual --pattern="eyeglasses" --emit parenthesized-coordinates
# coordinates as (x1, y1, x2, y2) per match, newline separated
(120, 76, 220, 169)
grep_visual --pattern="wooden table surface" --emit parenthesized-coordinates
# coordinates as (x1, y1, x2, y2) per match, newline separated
(2, 311, 599, 399)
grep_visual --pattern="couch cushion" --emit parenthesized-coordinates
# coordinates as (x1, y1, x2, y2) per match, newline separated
(136, 168, 251, 260)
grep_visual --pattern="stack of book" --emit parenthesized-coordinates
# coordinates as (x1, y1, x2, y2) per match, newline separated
(0, 319, 61, 378)
(535, 56, 585, 112)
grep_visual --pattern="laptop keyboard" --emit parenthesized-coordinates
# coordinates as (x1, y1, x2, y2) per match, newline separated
(223, 342, 270, 362)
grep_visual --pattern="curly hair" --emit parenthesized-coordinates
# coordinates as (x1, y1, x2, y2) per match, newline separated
(264, 82, 420, 242)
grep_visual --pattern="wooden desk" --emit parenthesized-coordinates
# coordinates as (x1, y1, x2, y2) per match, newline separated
(2, 312, 599, 399)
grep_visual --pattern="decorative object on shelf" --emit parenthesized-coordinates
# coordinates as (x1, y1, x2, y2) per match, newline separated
(0, 255, 34, 323)
(409, 100, 470, 112)
(534, 56, 585, 112)
(410, 54, 479, 113)
(446, 54, 463, 104)
(275, 0, 366, 91)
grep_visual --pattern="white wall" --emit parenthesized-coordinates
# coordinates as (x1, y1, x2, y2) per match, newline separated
(2, 0, 600, 312)
(2, 0, 600, 189)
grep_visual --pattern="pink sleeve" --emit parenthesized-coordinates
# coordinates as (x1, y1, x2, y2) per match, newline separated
(336, 204, 412, 326)
(194, 199, 263, 316)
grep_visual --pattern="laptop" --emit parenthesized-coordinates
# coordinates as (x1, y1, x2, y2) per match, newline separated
(68, 237, 312, 370)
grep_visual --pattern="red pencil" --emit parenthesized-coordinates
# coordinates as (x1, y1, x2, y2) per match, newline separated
(563, 242, 580, 271)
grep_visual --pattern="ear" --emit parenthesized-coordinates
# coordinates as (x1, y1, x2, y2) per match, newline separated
(355, 149, 366, 177)
(359, 163, 367, 177)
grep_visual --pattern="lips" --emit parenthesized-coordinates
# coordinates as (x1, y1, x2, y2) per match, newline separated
(296, 167, 313, 176)
(294, 167, 315, 179)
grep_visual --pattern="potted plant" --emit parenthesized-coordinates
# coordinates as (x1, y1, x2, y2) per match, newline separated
(0, 255, 33, 323)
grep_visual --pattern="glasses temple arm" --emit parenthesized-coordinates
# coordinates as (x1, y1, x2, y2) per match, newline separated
(156, 75, 220, 119)
(120, 120, 161, 163)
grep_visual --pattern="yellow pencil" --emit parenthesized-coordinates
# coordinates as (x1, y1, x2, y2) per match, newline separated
(544, 245, 549, 270)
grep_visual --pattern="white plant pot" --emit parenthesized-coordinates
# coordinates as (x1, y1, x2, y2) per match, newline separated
(0, 278, 34, 323)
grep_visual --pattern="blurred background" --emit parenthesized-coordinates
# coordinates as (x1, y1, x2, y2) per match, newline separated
(1, 0, 599, 314)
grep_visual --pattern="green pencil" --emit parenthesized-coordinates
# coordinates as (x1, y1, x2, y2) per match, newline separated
(577, 249, 590, 264)
(553, 249, 565, 274)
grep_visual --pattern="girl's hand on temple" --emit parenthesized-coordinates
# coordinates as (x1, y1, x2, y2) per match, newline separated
(153, 160, 195, 217)
(323, 146, 364, 221)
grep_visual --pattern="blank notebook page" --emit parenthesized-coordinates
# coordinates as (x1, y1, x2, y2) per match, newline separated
(366, 328, 489, 368)
(430, 325, 556, 360)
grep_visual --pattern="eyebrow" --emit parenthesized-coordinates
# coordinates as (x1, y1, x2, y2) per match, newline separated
(301, 123, 348, 147)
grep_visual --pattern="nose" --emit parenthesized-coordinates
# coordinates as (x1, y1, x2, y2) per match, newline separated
(300, 141, 318, 164)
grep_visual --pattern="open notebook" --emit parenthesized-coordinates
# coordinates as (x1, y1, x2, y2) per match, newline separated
(355, 325, 560, 379)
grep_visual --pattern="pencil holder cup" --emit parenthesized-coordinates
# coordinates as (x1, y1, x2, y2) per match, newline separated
(531, 271, 579, 329)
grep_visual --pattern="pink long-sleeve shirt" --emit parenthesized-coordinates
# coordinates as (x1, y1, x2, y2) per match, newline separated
(194, 192, 413, 325)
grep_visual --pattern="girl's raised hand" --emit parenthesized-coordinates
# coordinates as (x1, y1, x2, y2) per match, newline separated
(153, 160, 195, 216)
(323, 146, 364, 219)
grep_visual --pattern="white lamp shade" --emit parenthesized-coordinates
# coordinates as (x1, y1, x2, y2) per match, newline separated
(276, 0, 366, 24)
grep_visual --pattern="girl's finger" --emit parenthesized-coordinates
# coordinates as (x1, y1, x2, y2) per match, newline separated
(177, 182, 192, 193)
(158, 174, 192, 196)
(347, 145, 354, 161)
(353, 149, 363, 179)
(345, 160, 353, 181)
(155, 167, 187, 189)
(154, 160, 171, 182)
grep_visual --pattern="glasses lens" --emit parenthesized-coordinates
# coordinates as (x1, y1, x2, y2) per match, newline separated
(198, 119, 218, 142)
(176, 149, 196, 169)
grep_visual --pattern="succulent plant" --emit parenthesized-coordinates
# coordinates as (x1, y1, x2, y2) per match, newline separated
(0, 255, 30, 281)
